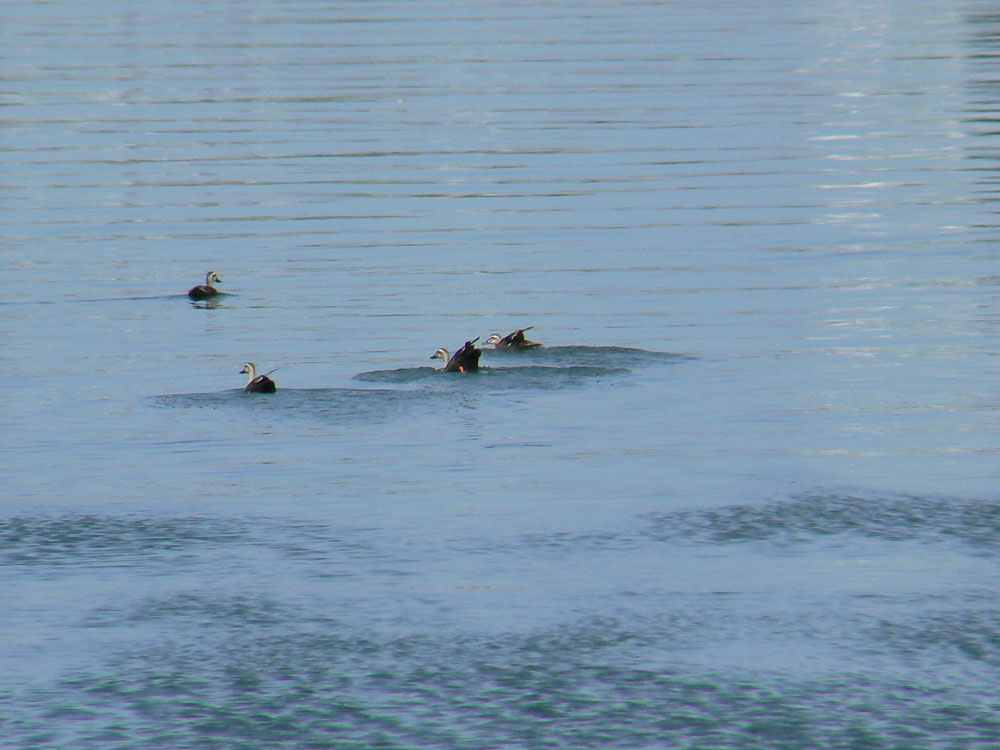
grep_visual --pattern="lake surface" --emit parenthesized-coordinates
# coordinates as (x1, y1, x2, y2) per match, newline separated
(4, 0, 1000, 747)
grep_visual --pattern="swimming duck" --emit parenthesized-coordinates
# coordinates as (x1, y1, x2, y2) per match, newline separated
(240, 362, 277, 393)
(430, 337, 482, 373)
(188, 271, 222, 300)
(485, 326, 542, 350)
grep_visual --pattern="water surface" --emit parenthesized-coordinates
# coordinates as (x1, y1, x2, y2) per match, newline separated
(3, 0, 1000, 747)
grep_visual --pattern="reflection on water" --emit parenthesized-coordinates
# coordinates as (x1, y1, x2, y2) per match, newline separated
(188, 297, 224, 310)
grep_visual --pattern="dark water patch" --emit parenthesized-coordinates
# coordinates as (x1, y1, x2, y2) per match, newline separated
(1, 512, 417, 578)
(642, 493, 1000, 550)
(263, 520, 398, 571)
(86, 592, 292, 631)
(0, 515, 248, 568)
(353, 364, 631, 390)
(868, 607, 1000, 667)
(150, 387, 424, 423)
(16, 621, 1000, 750)
(481, 345, 692, 369)
(503, 529, 632, 555)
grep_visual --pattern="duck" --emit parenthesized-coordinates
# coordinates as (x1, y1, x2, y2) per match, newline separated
(485, 326, 542, 350)
(430, 337, 482, 373)
(188, 271, 222, 300)
(240, 362, 277, 393)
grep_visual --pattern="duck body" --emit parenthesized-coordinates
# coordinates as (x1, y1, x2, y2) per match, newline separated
(430, 337, 482, 373)
(240, 362, 277, 393)
(189, 271, 222, 300)
(485, 326, 542, 350)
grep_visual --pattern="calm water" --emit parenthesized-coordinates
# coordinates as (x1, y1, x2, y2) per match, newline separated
(4, 0, 1000, 747)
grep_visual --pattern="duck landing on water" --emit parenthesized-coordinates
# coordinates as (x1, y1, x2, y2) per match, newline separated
(240, 362, 277, 393)
(188, 271, 222, 300)
(430, 337, 482, 373)
(485, 326, 542, 350)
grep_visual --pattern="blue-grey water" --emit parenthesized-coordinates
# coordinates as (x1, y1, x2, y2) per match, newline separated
(4, 0, 1000, 747)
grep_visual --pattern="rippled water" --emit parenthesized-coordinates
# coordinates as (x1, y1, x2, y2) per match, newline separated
(4, 0, 1000, 747)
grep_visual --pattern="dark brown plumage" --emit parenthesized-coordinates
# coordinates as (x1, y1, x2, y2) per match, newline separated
(430, 337, 482, 373)
(485, 326, 542, 350)
(188, 271, 222, 300)
(240, 363, 277, 393)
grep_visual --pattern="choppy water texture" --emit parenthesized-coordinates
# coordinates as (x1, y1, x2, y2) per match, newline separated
(4, 0, 1000, 747)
